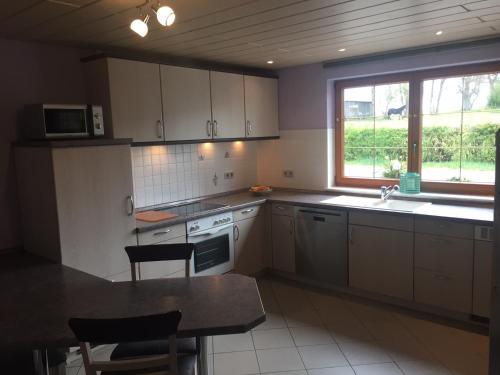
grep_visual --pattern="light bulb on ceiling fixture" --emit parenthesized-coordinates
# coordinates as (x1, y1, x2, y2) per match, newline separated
(155, 5, 175, 26)
(267, 60, 274, 64)
(130, 14, 149, 37)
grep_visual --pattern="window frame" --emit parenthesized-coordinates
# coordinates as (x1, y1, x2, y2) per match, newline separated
(334, 62, 500, 196)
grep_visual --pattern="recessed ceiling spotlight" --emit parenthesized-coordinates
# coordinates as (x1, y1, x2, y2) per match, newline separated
(338, 48, 346, 52)
(267, 60, 274, 64)
(436, 30, 443, 35)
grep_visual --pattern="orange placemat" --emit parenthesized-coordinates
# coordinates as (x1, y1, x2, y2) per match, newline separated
(135, 210, 178, 222)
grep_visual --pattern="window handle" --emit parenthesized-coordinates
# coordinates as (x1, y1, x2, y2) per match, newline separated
(413, 142, 417, 154)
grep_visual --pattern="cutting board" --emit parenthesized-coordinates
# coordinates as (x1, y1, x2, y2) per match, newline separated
(135, 210, 178, 223)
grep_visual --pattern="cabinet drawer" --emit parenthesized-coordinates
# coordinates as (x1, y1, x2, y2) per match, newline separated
(349, 211, 413, 231)
(415, 233, 473, 277)
(137, 223, 186, 245)
(234, 205, 263, 221)
(272, 203, 294, 216)
(415, 269, 472, 313)
(415, 217, 473, 239)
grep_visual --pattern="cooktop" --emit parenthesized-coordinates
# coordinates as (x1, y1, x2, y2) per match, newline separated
(159, 201, 227, 217)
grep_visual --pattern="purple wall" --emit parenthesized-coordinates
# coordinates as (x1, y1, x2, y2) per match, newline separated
(0, 38, 86, 250)
(278, 41, 500, 131)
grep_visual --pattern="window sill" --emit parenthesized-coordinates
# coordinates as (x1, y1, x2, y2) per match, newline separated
(327, 186, 494, 206)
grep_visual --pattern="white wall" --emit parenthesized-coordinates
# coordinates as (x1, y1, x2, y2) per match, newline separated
(132, 142, 257, 207)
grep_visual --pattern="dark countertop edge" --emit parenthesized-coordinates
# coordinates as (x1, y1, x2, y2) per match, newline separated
(136, 191, 493, 233)
(135, 200, 267, 233)
(13, 138, 133, 148)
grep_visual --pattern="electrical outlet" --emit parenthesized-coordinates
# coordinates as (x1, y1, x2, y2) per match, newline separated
(283, 170, 294, 178)
(224, 171, 234, 179)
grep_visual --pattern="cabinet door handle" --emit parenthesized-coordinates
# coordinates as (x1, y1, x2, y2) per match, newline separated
(289, 218, 294, 235)
(234, 224, 240, 241)
(156, 120, 163, 139)
(206, 120, 212, 137)
(241, 208, 254, 214)
(126, 195, 134, 216)
(246, 120, 251, 136)
(349, 227, 353, 244)
(154, 229, 171, 236)
(213, 120, 218, 136)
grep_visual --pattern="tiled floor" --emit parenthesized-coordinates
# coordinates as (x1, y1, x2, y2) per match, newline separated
(66, 277, 489, 375)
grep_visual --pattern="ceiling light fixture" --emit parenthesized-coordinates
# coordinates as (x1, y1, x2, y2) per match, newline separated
(267, 60, 274, 64)
(338, 48, 346, 52)
(130, 14, 149, 37)
(436, 30, 443, 35)
(130, 0, 175, 37)
(154, 5, 176, 26)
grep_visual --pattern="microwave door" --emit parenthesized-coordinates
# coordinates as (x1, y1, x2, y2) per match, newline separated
(44, 107, 88, 138)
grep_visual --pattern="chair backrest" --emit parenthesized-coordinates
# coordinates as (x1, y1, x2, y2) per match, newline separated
(125, 243, 195, 281)
(68, 311, 181, 375)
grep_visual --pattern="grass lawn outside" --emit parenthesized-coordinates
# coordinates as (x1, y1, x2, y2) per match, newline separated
(343, 110, 499, 184)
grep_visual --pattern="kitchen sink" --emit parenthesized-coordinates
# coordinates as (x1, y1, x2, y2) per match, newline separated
(321, 195, 431, 212)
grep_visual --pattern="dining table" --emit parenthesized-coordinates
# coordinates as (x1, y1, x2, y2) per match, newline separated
(0, 251, 266, 375)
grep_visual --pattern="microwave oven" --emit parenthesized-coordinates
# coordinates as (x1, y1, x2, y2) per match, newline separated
(23, 104, 104, 139)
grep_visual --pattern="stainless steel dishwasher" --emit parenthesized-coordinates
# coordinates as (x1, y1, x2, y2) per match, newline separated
(295, 207, 348, 286)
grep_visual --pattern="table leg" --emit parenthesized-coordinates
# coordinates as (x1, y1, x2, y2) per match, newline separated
(32, 349, 49, 375)
(196, 336, 208, 375)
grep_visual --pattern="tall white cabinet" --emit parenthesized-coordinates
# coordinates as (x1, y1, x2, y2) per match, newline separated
(15, 142, 136, 280)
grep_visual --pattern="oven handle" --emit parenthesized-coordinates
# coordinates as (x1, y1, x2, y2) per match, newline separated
(187, 223, 233, 238)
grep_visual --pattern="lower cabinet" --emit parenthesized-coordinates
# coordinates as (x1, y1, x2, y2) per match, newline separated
(414, 227, 474, 314)
(234, 205, 269, 275)
(136, 224, 187, 280)
(272, 204, 295, 273)
(349, 224, 413, 300)
(473, 239, 493, 318)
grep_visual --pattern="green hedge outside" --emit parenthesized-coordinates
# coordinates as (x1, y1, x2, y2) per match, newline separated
(344, 123, 498, 163)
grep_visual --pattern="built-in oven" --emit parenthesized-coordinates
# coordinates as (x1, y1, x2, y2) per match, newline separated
(187, 212, 234, 276)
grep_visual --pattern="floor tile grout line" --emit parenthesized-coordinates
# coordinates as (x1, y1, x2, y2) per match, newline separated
(304, 283, 357, 374)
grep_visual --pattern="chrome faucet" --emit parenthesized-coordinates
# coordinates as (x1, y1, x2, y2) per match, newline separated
(381, 185, 400, 200)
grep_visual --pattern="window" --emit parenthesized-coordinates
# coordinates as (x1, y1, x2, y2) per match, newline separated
(335, 63, 500, 195)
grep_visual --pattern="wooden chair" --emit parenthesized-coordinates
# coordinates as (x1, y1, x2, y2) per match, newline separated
(68, 311, 196, 375)
(125, 243, 195, 281)
(109, 244, 197, 361)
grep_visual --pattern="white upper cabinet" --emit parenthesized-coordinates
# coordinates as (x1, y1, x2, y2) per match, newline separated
(161, 65, 212, 142)
(244, 75, 279, 138)
(106, 58, 164, 142)
(210, 71, 246, 139)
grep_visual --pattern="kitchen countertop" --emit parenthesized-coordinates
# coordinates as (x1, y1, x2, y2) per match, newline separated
(136, 190, 494, 233)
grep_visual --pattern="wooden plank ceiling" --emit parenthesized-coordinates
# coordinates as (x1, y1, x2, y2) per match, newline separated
(1, 0, 499, 68)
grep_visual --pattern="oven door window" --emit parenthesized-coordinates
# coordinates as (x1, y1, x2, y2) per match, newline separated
(194, 234, 230, 274)
(44, 108, 87, 135)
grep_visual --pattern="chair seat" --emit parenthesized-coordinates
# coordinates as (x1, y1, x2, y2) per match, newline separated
(102, 352, 196, 375)
(111, 338, 197, 360)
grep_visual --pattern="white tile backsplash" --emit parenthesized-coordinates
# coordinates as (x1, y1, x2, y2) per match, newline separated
(132, 142, 257, 208)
